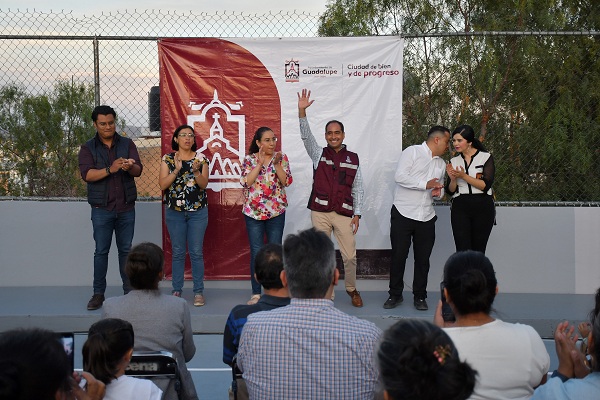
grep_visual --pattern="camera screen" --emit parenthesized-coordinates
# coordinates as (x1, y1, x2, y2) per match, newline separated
(59, 332, 75, 372)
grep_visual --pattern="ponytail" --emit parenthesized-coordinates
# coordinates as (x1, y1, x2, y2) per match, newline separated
(83, 318, 135, 385)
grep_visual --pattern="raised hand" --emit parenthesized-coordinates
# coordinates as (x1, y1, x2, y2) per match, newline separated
(257, 145, 268, 166)
(173, 152, 183, 172)
(446, 163, 458, 179)
(578, 321, 591, 339)
(273, 151, 282, 165)
(554, 321, 580, 379)
(192, 158, 202, 173)
(297, 88, 315, 117)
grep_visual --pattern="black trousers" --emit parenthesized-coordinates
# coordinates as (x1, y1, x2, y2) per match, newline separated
(389, 205, 436, 299)
(450, 194, 495, 254)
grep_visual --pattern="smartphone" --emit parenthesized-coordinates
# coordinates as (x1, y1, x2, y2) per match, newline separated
(58, 332, 75, 372)
(440, 282, 456, 322)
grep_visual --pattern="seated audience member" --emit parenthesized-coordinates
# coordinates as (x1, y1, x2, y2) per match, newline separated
(83, 318, 162, 399)
(0, 327, 105, 400)
(435, 250, 550, 399)
(378, 319, 476, 400)
(577, 287, 600, 358)
(102, 242, 198, 400)
(531, 317, 600, 398)
(223, 243, 290, 399)
(237, 228, 381, 400)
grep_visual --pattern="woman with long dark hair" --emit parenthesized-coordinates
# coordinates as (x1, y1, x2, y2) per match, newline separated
(83, 318, 162, 399)
(240, 126, 293, 304)
(445, 124, 496, 253)
(159, 124, 209, 306)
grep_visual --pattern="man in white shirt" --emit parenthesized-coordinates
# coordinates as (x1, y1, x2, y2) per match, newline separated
(384, 126, 450, 311)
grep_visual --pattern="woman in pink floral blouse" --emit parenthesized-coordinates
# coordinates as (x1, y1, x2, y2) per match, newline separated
(240, 126, 293, 304)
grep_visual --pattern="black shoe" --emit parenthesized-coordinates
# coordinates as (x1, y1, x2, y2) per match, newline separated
(414, 297, 428, 311)
(87, 294, 105, 310)
(383, 295, 403, 309)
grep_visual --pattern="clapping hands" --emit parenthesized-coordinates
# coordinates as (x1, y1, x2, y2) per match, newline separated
(554, 321, 590, 379)
(446, 163, 464, 180)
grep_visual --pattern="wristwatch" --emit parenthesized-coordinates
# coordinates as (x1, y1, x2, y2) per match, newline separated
(105, 167, 111, 175)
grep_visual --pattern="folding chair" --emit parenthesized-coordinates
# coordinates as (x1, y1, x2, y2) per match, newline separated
(230, 355, 248, 400)
(126, 351, 182, 400)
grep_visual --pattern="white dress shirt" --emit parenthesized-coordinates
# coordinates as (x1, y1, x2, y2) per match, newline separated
(392, 142, 446, 222)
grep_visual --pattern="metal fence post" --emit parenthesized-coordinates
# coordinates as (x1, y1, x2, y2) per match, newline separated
(93, 36, 100, 106)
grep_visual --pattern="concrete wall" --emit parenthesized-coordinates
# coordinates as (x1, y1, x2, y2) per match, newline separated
(1, 201, 599, 294)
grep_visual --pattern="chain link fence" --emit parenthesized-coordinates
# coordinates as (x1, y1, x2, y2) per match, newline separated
(0, 9, 598, 204)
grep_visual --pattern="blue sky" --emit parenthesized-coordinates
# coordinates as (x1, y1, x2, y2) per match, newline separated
(0, 0, 327, 14)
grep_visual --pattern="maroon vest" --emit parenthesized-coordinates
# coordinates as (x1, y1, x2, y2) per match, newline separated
(308, 146, 359, 217)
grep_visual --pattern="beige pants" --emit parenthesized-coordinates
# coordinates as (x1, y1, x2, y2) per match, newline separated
(311, 211, 357, 291)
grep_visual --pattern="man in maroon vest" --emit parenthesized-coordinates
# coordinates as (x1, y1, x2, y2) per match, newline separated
(297, 89, 364, 307)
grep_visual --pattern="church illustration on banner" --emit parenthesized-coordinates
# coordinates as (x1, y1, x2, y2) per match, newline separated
(187, 90, 244, 191)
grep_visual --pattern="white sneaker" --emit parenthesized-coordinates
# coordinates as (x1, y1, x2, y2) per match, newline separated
(247, 294, 261, 305)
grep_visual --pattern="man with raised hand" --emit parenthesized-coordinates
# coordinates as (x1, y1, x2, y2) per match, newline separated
(297, 88, 365, 307)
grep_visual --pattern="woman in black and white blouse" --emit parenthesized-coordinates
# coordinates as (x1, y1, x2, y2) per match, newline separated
(445, 124, 495, 254)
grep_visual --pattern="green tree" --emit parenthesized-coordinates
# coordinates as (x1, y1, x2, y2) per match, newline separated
(0, 80, 95, 197)
(318, 0, 600, 201)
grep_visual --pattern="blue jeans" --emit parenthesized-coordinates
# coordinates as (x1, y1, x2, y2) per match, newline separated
(166, 206, 208, 294)
(91, 207, 135, 294)
(244, 213, 285, 294)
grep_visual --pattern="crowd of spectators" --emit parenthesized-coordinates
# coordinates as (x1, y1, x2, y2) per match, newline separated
(1, 235, 598, 400)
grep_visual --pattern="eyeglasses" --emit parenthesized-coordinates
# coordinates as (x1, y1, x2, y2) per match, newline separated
(177, 133, 194, 138)
(262, 137, 277, 143)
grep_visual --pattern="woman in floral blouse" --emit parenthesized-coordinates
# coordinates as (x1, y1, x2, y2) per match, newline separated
(159, 124, 209, 307)
(241, 126, 293, 304)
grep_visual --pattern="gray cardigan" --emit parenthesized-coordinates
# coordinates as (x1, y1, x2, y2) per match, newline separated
(102, 290, 198, 400)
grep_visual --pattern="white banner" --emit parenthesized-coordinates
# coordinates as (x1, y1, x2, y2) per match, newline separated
(238, 37, 404, 249)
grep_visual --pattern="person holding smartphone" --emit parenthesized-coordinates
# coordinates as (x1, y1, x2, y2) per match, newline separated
(435, 251, 549, 399)
(0, 328, 106, 400)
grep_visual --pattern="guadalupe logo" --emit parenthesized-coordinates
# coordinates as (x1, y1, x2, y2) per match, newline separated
(187, 89, 245, 192)
(285, 59, 300, 82)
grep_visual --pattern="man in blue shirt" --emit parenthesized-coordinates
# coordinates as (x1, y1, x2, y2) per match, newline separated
(223, 243, 290, 366)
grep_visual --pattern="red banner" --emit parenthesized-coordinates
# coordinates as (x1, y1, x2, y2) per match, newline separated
(159, 38, 281, 280)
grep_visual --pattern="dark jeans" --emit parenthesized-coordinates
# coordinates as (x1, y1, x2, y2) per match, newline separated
(451, 194, 495, 254)
(91, 207, 135, 294)
(389, 205, 436, 299)
(244, 213, 285, 295)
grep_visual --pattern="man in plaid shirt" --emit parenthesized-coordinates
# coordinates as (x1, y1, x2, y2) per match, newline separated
(237, 228, 381, 400)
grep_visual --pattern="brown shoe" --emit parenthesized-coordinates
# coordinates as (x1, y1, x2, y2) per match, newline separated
(346, 290, 363, 308)
(194, 294, 205, 307)
(87, 294, 105, 310)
